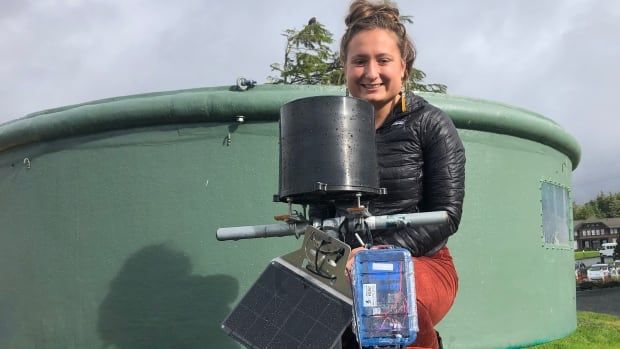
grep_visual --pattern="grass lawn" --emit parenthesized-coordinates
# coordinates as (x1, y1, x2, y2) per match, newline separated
(526, 311, 620, 349)
(575, 250, 599, 260)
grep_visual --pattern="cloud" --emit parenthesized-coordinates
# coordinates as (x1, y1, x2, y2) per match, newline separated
(409, 0, 620, 202)
(0, 0, 347, 120)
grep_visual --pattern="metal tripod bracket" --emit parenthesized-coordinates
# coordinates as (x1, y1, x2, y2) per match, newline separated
(280, 226, 353, 300)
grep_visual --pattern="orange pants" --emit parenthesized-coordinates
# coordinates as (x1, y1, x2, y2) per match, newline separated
(408, 246, 458, 349)
(342, 247, 458, 349)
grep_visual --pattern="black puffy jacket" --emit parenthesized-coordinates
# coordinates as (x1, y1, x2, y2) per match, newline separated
(369, 92, 465, 256)
(310, 92, 466, 256)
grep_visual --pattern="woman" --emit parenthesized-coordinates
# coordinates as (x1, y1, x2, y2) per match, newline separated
(340, 1, 466, 348)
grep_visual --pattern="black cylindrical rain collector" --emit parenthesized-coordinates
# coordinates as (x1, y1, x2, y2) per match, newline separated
(277, 96, 383, 204)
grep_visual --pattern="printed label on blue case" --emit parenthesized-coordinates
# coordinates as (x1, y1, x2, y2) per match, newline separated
(363, 283, 377, 307)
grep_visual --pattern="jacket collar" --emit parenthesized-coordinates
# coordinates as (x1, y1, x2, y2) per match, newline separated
(376, 92, 426, 131)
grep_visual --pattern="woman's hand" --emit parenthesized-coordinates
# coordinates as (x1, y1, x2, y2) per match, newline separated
(345, 247, 366, 280)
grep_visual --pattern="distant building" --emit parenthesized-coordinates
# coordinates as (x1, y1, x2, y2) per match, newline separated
(573, 218, 620, 250)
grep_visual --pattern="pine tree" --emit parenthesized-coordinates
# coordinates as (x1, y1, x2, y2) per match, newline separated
(269, 20, 343, 85)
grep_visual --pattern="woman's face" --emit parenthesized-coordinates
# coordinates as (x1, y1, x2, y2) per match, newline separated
(345, 28, 405, 110)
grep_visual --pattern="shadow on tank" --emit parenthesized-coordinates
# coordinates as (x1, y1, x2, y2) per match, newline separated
(97, 243, 239, 349)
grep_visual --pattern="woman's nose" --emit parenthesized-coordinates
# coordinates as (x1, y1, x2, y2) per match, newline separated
(364, 61, 379, 80)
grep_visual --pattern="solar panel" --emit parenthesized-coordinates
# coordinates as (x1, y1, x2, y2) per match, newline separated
(222, 258, 352, 349)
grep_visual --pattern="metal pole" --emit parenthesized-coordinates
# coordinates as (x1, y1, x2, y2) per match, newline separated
(364, 211, 449, 230)
(216, 223, 301, 241)
(216, 211, 449, 241)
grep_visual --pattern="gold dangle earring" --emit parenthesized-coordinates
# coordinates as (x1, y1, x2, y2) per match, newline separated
(400, 80, 407, 112)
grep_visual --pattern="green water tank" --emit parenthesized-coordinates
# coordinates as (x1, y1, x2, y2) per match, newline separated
(0, 84, 580, 349)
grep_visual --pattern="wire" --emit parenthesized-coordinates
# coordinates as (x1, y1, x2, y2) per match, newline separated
(364, 220, 373, 248)
(304, 239, 345, 280)
(338, 218, 348, 242)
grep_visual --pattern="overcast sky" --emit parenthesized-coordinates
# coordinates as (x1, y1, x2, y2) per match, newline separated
(1, 0, 618, 203)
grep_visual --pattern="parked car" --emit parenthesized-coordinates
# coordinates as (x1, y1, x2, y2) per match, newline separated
(587, 264, 611, 282)
(611, 260, 620, 278)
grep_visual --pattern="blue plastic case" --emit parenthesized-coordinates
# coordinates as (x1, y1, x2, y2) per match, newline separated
(352, 247, 418, 347)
